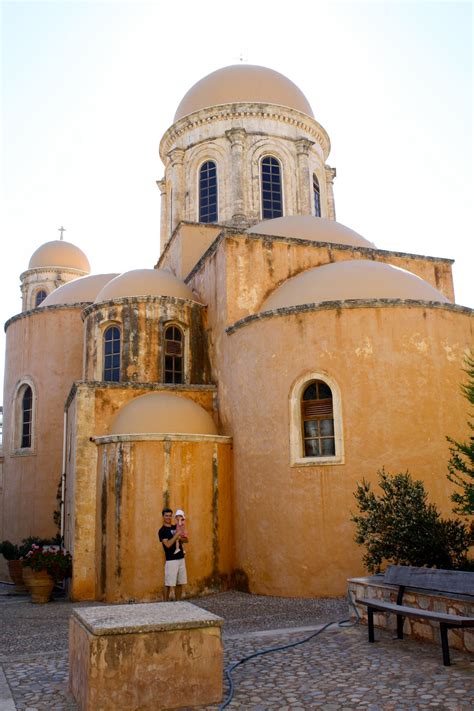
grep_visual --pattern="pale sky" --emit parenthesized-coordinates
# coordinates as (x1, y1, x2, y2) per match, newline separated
(1, 0, 473, 396)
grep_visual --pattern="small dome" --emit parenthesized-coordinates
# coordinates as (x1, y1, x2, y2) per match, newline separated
(262, 260, 450, 311)
(94, 269, 198, 303)
(110, 392, 218, 436)
(249, 216, 376, 249)
(174, 64, 314, 121)
(28, 240, 91, 272)
(41, 274, 119, 306)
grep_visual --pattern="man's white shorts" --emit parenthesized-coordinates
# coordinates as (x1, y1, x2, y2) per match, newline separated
(164, 558, 187, 587)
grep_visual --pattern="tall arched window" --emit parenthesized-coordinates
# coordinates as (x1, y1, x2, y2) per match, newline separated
(164, 325, 183, 384)
(301, 380, 335, 457)
(103, 326, 121, 382)
(313, 174, 321, 217)
(199, 161, 218, 223)
(21, 386, 33, 448)
(35, 289, 47, 307)
(261, 156, 283, 219)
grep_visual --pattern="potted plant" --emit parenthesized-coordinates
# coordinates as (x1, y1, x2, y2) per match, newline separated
(0, 540, 27, 593)
(22, 544, 72, 603)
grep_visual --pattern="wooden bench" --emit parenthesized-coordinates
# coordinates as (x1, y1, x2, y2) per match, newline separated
(356, 565, 474, 665)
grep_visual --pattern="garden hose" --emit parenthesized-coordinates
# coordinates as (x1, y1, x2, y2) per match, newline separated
(218, 591, 360, 710)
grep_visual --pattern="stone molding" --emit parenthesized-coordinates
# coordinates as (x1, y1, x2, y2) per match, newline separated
(81, 294, 206, 320)
(94, 433, 232, 445)
(226, 299, 473, 335)
(160, 102, 331, 160)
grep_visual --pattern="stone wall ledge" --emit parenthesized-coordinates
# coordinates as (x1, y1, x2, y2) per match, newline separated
(71, 601, 223, 636)
(94, 433, 232, 445)
(348, 576, 474, 654)
(65, 381, 217, 410)
(227, 299, 473, 334)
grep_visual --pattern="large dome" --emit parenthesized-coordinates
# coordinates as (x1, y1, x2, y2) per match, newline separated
(28, 240, 90, 272)
(110, 392, 218, 436)
(41, 274, 119, 307)
(94, 269, 198, 303)
(261, 260, 450, 311)
(249, 216, 376, 249)
(174, 64, 314, 122)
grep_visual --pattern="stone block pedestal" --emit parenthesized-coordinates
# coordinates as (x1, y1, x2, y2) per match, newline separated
(69, 601, 223, 710)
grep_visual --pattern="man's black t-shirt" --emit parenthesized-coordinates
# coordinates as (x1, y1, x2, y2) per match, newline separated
(158, 525, 184, 561)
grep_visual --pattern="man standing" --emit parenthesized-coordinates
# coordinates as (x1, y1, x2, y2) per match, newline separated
(158, 508, 188, 601)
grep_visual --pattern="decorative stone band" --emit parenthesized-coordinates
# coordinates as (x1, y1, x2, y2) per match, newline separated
(19, 266, 88, 280)
(159, 102, 331, 160)
(93, 433, 232, 445)
(5, 303, 93, 332)
(82, 294, 206, 320)
(226, 300, 473, 335)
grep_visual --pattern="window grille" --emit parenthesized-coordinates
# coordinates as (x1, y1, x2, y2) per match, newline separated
(103, 326, 121, 382)
(261, 156, 283, 219)
(164, 325, 183, 384)
(313, 174, 321, 217)
(199, 161, 218, 223)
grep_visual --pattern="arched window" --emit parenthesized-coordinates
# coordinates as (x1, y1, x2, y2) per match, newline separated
(261, 156, 283, 219)
(301, 381, 335, 457)
(35, 289, 47, 307)
(21, 386, 33, 448)
(313, 174, 321, 217)
(199, 161, 218, 223)
(164, 325, 183, 384)
(103, 326, 121, 382)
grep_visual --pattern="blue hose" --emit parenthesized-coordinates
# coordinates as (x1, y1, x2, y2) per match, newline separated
(218, 591, 360, 710)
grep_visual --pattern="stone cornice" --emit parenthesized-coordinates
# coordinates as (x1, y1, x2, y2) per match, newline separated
(93, 433, 232, 445)
(226, 299, 473, 335)
(82, 294, 206, 321)
(160, 103, 331, 161)
(4, 302, 91, 333)
(20, 266, 88, 281)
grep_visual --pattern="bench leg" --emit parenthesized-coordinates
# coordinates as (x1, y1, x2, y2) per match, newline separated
(439, 624, 451, 666)
(368, 608, 375, 642)
(396, 614, 404, 640)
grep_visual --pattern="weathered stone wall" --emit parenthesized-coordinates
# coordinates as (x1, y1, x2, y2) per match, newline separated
(348, 577, 474, 654)
(0, 307, 84, 550)
(83, 296, 210, 385)
(65, 383, 218, 600)
(95, 436, 233, 602)
(218, 303, 472, 597)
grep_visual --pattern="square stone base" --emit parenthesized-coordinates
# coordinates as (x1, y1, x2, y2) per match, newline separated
(69, 602, 223, 710)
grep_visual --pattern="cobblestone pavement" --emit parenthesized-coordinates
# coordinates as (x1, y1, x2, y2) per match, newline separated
(0, 584, 473, 710)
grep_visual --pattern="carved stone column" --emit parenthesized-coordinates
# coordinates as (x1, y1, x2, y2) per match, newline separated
(325, 165, 337, 220)
(225, 128, 247, 226)
(295, 139, 313, 215)
(156, 178, 167, 250)
(167, 148, 185, 235)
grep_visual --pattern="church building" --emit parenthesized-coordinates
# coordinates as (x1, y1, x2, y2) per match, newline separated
(0, 65, 472, 601)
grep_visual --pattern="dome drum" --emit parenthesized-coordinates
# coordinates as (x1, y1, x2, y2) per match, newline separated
(83, 297, 210, 385)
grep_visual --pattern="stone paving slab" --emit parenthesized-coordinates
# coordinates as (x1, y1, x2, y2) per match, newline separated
(0, 586, 473, 710)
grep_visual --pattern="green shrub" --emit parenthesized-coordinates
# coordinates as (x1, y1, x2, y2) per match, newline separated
(352, 469, 471, 573)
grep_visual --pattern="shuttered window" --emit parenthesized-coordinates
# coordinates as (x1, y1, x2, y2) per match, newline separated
(313, 174, 321, 217)
(103, 326, 121, 382)
(164, 325, 183, 384)
(301, 380, 335, 457)
(261, 156, 283, 219)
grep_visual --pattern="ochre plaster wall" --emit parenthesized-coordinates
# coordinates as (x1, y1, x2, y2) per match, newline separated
(0, 308, 84, 548)
(66, 384, 218, 600)
(221, 304, 472, 597)
(157, 222, 223, 279)
(95, 437, 233, 602)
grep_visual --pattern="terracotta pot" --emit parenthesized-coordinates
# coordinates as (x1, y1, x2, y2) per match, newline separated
(27, 569, 55, 603)
(7, 559, 27, 593)
(21, 565, 34, 594)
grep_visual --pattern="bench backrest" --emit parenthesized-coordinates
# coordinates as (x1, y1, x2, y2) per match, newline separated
(384, 565, 474, 596)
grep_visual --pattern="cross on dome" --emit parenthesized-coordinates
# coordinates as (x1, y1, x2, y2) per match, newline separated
(58, 226, 66, 240)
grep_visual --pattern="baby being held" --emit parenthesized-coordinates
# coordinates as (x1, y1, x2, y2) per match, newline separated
(174, 509, 188, 555)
